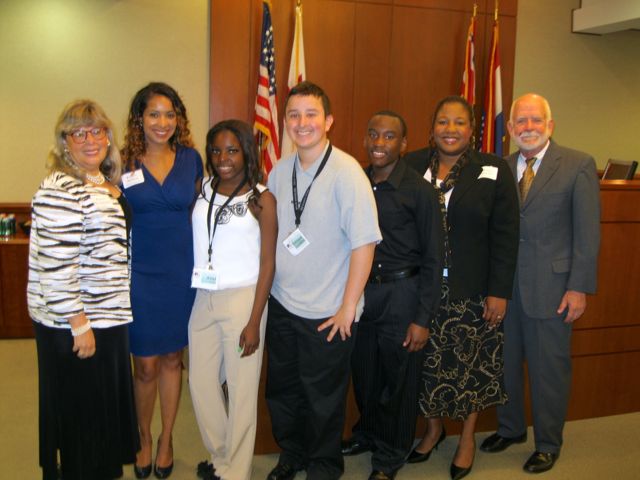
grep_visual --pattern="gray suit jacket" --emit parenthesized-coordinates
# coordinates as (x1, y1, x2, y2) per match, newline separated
(507, 140, 600, 319)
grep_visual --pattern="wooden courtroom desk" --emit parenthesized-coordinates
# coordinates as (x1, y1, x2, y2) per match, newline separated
(0, 204, 32, 338)
(2, 182, 640, 450)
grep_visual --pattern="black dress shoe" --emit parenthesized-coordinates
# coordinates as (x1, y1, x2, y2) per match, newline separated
(368, 470, 396, 480)
(153, 462, 174, 479)
(450, 462, 472, 480)
(341, 438, 374, 456)
(266, 463, 298, 480)
(134, 463, 152, 479)
(406, 428, 447, 463)
(197, 461, 220, 480)
(479, 432, 527, 453)
(523, 451, 558, 473)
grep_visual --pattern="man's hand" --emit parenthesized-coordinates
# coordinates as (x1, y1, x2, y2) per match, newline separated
(403, 323, 429, 352)
(557, 290, 586, 323)
(318, 304, 356, 342)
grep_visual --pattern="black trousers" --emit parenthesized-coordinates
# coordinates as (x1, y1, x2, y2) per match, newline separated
(265, 297, 357, 480)
(350, 276, 421, 474)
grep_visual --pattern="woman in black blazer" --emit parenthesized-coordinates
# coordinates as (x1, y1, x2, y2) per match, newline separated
(404, 96, 519, 480)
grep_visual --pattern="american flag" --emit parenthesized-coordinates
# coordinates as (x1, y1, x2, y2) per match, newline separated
(280, 0, 306, 158)
(253, 0, 280, 173)
(460, 6, 477, 107)
(479, 10, 504, 156)
(254, 0, 280, 175)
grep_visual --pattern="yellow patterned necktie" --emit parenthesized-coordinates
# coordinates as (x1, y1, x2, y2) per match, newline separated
(519, 157, 537, 201)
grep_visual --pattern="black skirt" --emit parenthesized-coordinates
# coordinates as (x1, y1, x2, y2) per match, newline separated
(34, 322, 140, 480)
(418, 279, 507, 420)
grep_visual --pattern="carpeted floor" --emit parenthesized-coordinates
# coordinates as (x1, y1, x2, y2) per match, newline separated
(1, 338, 638, 479)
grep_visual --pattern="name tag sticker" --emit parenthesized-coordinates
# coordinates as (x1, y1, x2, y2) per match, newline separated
(191, 266, 219, 290)
(121, 169, 145, 189)
(478, 166, 498, 180)
(283, 228, 310, 256)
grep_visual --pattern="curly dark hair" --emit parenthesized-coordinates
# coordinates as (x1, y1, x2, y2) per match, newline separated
(205, 119, 263, 207)
(121, 82, 194, 171)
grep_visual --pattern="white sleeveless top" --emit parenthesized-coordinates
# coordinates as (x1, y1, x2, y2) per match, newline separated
(192, 180, 266, 290)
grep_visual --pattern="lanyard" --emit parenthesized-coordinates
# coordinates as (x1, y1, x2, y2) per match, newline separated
(292, 143, 332, 227)
(205, 176, 247, 264)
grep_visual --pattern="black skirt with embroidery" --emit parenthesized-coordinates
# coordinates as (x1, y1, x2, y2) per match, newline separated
(418, 278, 507, 420)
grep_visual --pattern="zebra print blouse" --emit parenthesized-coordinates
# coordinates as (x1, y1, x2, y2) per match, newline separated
(27, 171, 133, 329)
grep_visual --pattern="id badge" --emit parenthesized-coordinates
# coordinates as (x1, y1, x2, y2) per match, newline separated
(121, 169, 145, 189)
(283, 228, 310, 256)
(191, 266, 219, 290)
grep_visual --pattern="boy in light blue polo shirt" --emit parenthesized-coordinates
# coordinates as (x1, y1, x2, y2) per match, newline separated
(265, 82, 381, 480)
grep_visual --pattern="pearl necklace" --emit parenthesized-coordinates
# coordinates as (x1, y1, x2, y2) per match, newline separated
(85, 171, 106, 185)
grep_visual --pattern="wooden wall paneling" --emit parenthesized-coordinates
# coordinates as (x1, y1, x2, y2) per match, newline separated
(572, 326, 640, 357)
(350, 2, 393, 164)
(210, 0, 254, 124)
(394, 0, 517, 17)
(569, 352, 640, 419)
(303, 0, 357, 153)
(388, 4, 478, 151)
(396, 0, 487, 13)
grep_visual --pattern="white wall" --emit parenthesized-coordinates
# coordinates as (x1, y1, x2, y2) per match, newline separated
(511, 0, 640, 164)
(0, 0, 209, 202)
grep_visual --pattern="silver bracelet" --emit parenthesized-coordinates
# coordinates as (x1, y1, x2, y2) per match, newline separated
(71, 322, 92, 337)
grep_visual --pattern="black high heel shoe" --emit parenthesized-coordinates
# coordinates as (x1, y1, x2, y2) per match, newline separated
(153, 438, 174, 479)
(450, 441, 475, 480)
(406, 427, 447, 463)
(450, 461, 473, 480)
(134, 463, 152, 479)
(135, 438, 153, 479)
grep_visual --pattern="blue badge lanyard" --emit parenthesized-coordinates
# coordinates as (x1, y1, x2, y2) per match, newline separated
(205, 176, 247, 265)
(291, 144, 332, 228)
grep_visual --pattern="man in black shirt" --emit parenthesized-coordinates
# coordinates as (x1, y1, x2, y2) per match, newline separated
(341, 111, 443, 479)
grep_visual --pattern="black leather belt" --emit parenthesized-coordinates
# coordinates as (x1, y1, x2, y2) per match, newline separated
(368, 267, 419, 284)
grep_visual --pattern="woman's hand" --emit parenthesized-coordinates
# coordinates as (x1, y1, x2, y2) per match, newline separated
(72, 328, 96, 359)
(239, 323, 260, 358)
(483, 296, 507, 329)
(69, 314, 96, 359)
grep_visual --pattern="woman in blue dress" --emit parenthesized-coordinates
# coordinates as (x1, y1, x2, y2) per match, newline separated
(121, 82, 203, 479)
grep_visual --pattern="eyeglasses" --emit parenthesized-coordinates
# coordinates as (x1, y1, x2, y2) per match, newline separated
(66, 127, 107, 144)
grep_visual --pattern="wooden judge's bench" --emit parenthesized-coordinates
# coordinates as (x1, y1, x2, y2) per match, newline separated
(2, 181, 639, 453)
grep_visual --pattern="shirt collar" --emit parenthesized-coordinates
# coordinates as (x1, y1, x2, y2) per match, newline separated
(295, 141, 330, 177)
(366, 157, 406, 189)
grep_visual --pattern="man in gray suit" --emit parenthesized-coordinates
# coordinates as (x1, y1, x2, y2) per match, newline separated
(480, 93, 600, 473)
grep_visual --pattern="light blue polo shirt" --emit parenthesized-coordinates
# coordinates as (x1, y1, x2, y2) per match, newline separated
(268, 141, 381, 319)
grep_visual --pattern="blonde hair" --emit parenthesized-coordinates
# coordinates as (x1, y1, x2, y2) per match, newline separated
(49, 99, 122, 184)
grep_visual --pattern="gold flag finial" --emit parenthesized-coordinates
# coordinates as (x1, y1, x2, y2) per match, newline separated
(494, 0, 499, 21)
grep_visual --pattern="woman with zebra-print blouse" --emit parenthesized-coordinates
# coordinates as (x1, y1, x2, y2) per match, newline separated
(27, 100, 139, 480)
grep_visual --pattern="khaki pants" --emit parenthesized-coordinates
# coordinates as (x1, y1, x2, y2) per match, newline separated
(188, 285, 267, 480)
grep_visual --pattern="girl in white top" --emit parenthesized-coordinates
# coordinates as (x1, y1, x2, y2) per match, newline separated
(188, 120, 276, 480)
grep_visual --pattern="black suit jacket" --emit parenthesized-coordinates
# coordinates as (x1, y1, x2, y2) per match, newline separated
(405, 147, 519, 300)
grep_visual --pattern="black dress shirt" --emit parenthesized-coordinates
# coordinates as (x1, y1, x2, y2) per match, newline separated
(366, 158, 443, 328)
